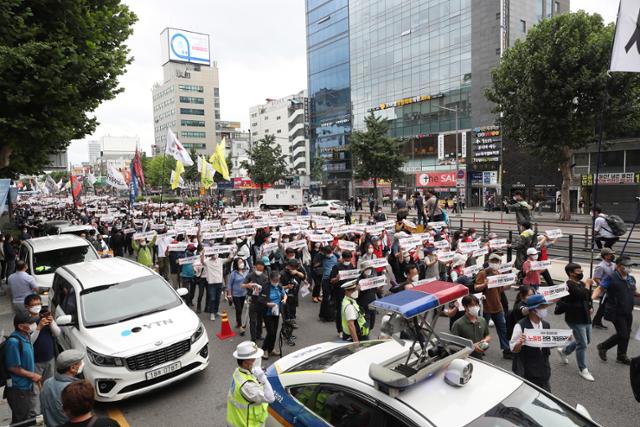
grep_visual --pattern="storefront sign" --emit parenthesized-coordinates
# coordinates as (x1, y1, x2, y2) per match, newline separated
(581, 173, 637, 186)
(416, 171, 456, 187)
(472, 126, 501, 167)
(370, 93, 444, 112)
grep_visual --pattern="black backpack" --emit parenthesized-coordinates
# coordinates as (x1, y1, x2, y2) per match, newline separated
(605, 215, 627, 237)
(0, 336, 23, 387)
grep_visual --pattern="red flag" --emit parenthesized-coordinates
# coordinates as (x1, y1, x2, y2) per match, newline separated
(70, 175, 82, 207)
(133, 148, 145, 188)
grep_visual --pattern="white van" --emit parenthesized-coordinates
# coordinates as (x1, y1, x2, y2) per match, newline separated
(50, 257, 209, 401)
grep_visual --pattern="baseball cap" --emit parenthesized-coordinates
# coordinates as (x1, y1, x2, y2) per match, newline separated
(13, 311, 36, 328)
(526, 247, 538, 256)
(600, 248, 615, 257)
(488, 253, 502, 262)
(261, 256, 271, 266)
(56, 349, 85, 371)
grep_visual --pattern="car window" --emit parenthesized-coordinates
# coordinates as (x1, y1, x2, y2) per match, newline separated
(80, 275, 181, 327)
(465, 383, 597, 427)
(287, 341, 383, 372)
(52, 274, 78, 321)
(33, 246, 98, 275)
(289, 384, 317, 407)
(312, 386, 385, 427)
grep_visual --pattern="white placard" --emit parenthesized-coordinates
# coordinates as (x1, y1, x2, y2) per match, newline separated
(472, 248, 489, 258)
(309, 234, 334, 243)
(201, 231, 225, 240)
(489, 238, 508, 249)
(358, 276, 387, 291)
(544, 229, 563, 239)
(411, 277, 437, 286)
(284, 239, 307, 250)
(204, 245, 235, 255)
(350, 225, 366, 235)
(168, 243, 188, 252)
(261, 242, 279, 254)
(458, 241, 480, 254)
(402, 219, 417, 229)
(530, 260, 552, 271)
(537, 284, 570, 301)
(488, 273, 517, 288)
(366, 225, 384, 235)
(436, 251, 456, 262)
(427, 221, 447, 228)
(133, 231, 157, 240)
(151, 223, 167, 230)
(338, 240, 357, 251)
(280, 225, 301, 235)
(363, 258, 389, 269)
(523, 329, 573, 348)
(123, 228, 136, 234)
(338, 269, 361, 281)
(463, 265, 482, 276)
(499, 260, 515, 274)
(331, 225, 350, 236)
(399, 237, 422, 249)
(178, 255, 200, 265)
(434, 240, 450, 249)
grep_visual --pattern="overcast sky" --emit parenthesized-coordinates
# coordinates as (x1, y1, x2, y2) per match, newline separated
(66, 0, 620, 165)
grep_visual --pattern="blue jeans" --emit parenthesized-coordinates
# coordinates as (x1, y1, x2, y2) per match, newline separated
(563, 323, 592, 371)
(207, 283, 222, 314)
(483, 311, 509, 351)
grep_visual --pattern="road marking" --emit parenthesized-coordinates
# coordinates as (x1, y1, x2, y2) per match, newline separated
(106, 407, 130, 427)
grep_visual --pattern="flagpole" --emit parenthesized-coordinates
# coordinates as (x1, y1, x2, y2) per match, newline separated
(159, 151, 167, 218)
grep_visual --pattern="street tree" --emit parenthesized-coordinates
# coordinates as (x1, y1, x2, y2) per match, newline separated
(240, 135, 289, 191)
(310, 155, 324, 182)
(486, 11, 640, 220)
(184, 148, 200, 184)
(143, 155, 176, 188)
(349, 112, 406, 203)
(0, 0, 137, 177)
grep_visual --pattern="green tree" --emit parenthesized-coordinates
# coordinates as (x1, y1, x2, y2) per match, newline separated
(310, 154, 324, 182)
(184, 148, 200, 184)
(349, 112, 406, 203)
(143, 155, 176, 188)
(240, 135, 288, 191)
(486, 12, 640, 220)
(0, 0, 137, 177)
(48, 170, 68, 182)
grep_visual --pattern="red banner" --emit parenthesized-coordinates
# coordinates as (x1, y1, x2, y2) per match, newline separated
(415, 171, 456, 187)
(232, 177, 270, 190)
(70, 175, 82, 207)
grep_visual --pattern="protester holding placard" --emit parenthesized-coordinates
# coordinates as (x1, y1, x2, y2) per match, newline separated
(131, 233, 157, 268)
(537, 234, 557, 286)
(201, 246, 235, 321)
(329, 251, 355, 337)
(593, 256, 640, 365)
(475, 253, 512, 359)
(318, 246, 338, 323)
(555, 263, 595, 382)
(510, 294, 553, 391)
(452, 295, 491, 359)
(507, 285, 534, 339)
(592, 248, 616, 330)
(521, 248, 542, 290)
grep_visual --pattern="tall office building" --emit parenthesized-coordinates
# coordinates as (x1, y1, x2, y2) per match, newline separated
(87, 140, 101, 164)
(152, 28, 220, 156)
(306, 0, 352, 199)
(306, 0, 569, 203)
(249, 90, 310, 186)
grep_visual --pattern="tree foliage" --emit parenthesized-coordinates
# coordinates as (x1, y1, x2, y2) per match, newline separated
(142, 155, 176, 188)
(349, 112, 406, 199)
(240, 135, 289, 191)
(184, 148, 200, 183)
(485, 12, 640, 220)
(310, 155, 324, 182)
(0, 0, 137, 177)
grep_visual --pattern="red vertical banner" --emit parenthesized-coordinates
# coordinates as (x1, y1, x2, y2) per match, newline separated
(70, 175, 82, 207)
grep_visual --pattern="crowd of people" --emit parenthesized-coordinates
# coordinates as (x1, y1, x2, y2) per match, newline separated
(0, 193, 639, 426)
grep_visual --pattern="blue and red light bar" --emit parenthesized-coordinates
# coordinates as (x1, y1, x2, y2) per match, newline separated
(370, 281, 469, 319)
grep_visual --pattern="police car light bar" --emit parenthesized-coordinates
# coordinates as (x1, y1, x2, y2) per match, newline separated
(370, 281, 469, 319)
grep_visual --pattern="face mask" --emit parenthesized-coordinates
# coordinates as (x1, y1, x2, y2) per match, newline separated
(351, 290, 359, 299)
(624, 266, 632, 274)
(411, 275, 419, 282)
(536, 308, 548, 319)
(140, 242, 147, 247)
(529, 255, 538, 261)
(28, 305, 42, 315)
(283, 239, 289, 243)
(255, 270, 263, 276)
(574, 273, 584, 281)
(489, 262, 500, 270)
(238, 262, 245, 270)
(367, 248, 374, 254)
(343, 261, 351, 266)
(468, 306, 480, 317)
(77, 361, 85, 375)
(29, 323, 37, 334)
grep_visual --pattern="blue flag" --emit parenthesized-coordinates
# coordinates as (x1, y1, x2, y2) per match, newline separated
(130, 161, 139, 203)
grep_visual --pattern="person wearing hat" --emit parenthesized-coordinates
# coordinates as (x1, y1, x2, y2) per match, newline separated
(475, 253, 512, 360)
(329, 250, 356, 336)
(592, 247, 616, 329)
(521, 247, 542, 291)
(259, 270, 287, 359)
(4, 311, 40, 424)
(226, 341, 274, 427)
(509, 294, 553, 391)
(40, 349, 85, 427)
(593, 255, 640, 365)
(449, 254, 467, 283)
(341, 280, 369, 344)
(131, 233, 157, 267)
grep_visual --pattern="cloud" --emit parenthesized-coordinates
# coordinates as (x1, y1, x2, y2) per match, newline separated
(571, 0, 618, 24)
(70, 0, 306, 165)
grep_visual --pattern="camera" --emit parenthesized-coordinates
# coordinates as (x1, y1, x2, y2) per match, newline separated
(444, 358, 474, 387)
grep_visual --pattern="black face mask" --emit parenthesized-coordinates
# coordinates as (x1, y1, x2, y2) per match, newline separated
(574, 273, 584, 281)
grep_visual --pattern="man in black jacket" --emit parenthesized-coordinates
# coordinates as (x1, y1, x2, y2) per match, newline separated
(556, 263, 595, 382)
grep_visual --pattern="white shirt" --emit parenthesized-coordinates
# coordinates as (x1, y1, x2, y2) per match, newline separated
(156, 235, 173, 258)
(344, 302, 359, 322)
(203, 255, 231, 284)
(594, 215, 615, 238)
(509, 317, 543, 352)
(238, 368, 275, 404)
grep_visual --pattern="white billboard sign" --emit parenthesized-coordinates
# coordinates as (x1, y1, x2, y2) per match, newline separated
(161, 28, 211, 66)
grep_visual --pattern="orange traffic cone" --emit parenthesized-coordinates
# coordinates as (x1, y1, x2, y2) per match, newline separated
(216, 311, 236, 340)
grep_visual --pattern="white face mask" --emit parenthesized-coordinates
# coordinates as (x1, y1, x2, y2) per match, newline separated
(529, 255, 538, 261)
(343, 261, 351, 266)
(255, 270, 263, 276)
(411, 275, 419, 282)
(351, 290, 359, 299)
(367, 248, 374, 254)
(624, 266, 632, 274)
(238, 262, 245, 270)
(489, 262, 500, 270)
(29, 323, 37, 334)
(468, 306, 480, 317)
(536, 308, 548, 319)
(77, 361, 85, 375)
(28, 305, 42, 315)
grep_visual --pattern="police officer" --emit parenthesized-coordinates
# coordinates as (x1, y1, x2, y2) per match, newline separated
(227, 341, 275, 427)
(340, 280, 369, 344)
(509, 294, 553, 391)
(593, 255, 640, 365)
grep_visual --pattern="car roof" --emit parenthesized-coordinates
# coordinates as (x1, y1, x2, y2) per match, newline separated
(322, 340, 522, 426)
(61, 258, 153, 289)
(24, 235, 91, 252)
(57, 224, 95, 232)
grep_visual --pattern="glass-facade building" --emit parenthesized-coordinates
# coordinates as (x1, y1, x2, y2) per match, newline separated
(306, 0, 352, 199)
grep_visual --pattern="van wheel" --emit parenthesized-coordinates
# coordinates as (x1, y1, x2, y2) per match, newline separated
(321, 212, 328, 217)
(260, 204, 267, 210)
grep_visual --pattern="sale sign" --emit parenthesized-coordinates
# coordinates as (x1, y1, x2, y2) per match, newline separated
(415, 171, 456, 187)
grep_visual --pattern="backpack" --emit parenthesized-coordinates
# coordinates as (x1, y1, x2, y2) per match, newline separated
(605, 215, 627, 237)
(0, 336, 23, 388)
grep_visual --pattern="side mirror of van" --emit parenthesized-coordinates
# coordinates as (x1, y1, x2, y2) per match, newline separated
(56, 315, 74, 327)
(176, 287, 189, 297)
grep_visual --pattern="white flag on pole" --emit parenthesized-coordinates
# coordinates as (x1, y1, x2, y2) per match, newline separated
(106, 165, 128, 190)
(165, 129, 194, 166)
(610, 0, 640, 72)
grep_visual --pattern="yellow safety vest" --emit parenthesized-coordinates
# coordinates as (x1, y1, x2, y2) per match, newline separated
(226, 368, 269, 427)
(341, 296, 369, 339)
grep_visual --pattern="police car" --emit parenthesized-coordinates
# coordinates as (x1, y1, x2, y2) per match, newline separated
(265, 281, 599, 427)
(49, 257, 209, 401)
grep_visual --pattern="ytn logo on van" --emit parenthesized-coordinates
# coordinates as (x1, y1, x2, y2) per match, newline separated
(121, 319, 174, 337)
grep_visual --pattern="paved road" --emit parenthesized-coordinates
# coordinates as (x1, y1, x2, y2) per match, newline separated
(1, 284, 634, 427)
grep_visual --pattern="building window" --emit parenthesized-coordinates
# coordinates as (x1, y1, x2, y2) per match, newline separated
(181, 119, 206, 127)
(591, 150, 624, 173)
(277, 129, 282, 133)
(179, 96, 205, 104)
(554, 1, 560, 14)
(536, 0, 543, 21)
(214, 87, 220, 96)
(265, 129, 269, 133)
(215, 111, 220, 119)
(264, 116, 268, 120)
(184, 143, 206, 150)
(545, 0, 552, 18)
(178, 84, 203, 93)
(276, 116, 281, 120)
(181, 131, 206, 138)
(180, 108, 205, 116)
(520, 20, 526, 33)
(251, 122, 258, 127)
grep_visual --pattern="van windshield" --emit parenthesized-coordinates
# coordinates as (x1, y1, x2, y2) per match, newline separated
(33, 246, 98, 275)
(81, 276, 181, 327)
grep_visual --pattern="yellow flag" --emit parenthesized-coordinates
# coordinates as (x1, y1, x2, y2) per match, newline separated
(209, 138, 230, 181)
(171, 160, 184, 190)
(201, 155, 214, 189)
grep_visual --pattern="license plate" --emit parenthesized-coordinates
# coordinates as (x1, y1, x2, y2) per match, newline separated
(145, 362, 182, 380)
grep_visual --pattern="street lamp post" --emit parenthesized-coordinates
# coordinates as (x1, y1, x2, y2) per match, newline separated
(437, 105, 461, 203)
